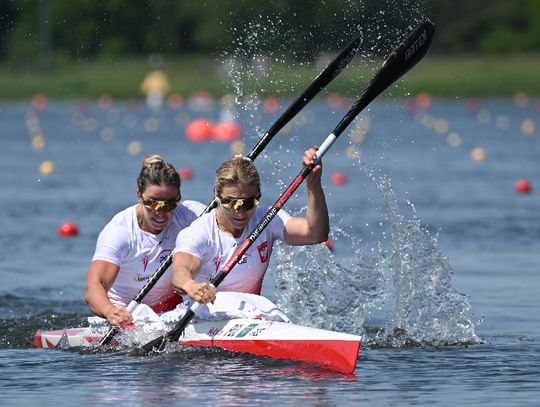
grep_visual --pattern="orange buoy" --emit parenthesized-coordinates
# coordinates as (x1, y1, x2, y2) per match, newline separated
(58, 222, 79, 237)
(179, 167, 193, 181)
(212, 121, 241, 142)
(515, 178, 532, 194)
(185, 118, 213, 142)
(330, 171, 347, 186)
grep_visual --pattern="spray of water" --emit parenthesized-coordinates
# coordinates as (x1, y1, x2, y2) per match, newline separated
(273, 164, 481, 348)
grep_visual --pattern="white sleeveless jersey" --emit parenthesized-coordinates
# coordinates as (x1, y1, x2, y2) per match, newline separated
(92, 200, 206, 308)
(174, 206, 292, 294)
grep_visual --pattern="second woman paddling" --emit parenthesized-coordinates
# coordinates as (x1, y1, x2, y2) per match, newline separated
(85, 155, 206, 327)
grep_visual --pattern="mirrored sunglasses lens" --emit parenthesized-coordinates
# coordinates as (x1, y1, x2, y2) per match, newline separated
(221, 197, 258, 211)
(144, 199, 178, 211)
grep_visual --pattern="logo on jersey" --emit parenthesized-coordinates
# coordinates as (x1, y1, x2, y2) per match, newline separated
(257, 241, 269, 263)
(136, 250, 171, 282)
(141, 255, 149, 272)
(159, 249, 172, 264)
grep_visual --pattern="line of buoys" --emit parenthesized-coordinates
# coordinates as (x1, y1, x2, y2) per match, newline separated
(58, 222, 79, 237)
(515, 178, 532, 194)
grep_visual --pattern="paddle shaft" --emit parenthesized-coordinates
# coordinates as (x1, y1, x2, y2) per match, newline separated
(145, 21, 435, 352)
(98, 36, 361, 347)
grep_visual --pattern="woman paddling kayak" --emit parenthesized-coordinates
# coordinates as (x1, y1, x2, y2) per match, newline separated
(85, 155, 206, 327)
(171, 147, 329, 304)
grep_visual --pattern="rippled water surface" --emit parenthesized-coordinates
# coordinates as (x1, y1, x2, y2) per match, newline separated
(1, 97, 539, 406)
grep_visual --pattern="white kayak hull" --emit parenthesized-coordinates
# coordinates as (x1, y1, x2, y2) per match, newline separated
(34, 318, 361, 374)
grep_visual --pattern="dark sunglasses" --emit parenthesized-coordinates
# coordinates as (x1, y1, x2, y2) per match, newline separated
(141, 195, 181, 212)
(218, 193, 261, 212)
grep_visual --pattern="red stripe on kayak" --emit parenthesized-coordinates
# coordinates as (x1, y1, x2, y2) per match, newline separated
(32, 331, 44, 348)
(179, 338, 361, 374)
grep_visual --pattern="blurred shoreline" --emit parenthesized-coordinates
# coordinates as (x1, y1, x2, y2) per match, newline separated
(1, 53, 540, 100)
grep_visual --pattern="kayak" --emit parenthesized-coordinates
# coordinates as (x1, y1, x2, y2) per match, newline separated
(33, 317, 361, 374)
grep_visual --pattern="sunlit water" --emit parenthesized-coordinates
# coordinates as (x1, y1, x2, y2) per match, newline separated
(1, 96, 539, 406)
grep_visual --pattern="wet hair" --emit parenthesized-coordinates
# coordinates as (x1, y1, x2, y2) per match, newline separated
(214, 156, 260, 196)
(137, 154, 180, 195)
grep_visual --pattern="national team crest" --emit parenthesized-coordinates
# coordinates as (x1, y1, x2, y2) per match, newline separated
(257, 241, 269, 263)
(214, 255, 221, 272)
(141, 255, 149, 272)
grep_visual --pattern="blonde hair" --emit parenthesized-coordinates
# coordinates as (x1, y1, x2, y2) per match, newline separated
(137, 154, 181, 195)
(214, 156, 260, 195)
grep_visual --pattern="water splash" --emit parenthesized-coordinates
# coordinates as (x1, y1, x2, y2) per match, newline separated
(373, 172, 481, 346)
(273, 166, 481, 348)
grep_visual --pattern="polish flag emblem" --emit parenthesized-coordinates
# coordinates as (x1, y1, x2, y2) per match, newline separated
(257, 241, 269, 263)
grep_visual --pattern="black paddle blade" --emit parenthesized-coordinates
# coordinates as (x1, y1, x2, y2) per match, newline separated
(248, 35, 362, 162)
(138, 308, 196, 352)
(334, 21, 434, 137)
(135, 334, 168, 355)
(97, 326, 119, 347)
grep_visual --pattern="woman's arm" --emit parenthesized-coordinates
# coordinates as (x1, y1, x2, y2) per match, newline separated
(85, 260, 132, 326)
(283, 147, 330, 245)
(172, 251, 216, 304)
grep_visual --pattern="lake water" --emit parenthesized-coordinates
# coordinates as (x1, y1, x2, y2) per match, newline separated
(1, 95, 539, 406)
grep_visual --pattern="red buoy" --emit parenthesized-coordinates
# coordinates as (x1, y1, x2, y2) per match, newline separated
(179, 166, 193, 181)
(31, 93, 48, 112)
(331, 171, 347, 186)
(325, 239, 334, 252)
(465, 98, 481, 114)
(212, 121, 241, 142)
(263, 96, 280, 114)
(185, 118, 213, 142)
(58, 222, 79, 237)
(515, 178, 532, 194)
(414, 92, 432, 109)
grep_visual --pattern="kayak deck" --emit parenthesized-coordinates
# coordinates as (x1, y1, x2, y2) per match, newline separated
(34, 318, 361, 374)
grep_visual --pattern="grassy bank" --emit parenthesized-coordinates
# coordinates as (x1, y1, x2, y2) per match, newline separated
(1, 54, 540, 100)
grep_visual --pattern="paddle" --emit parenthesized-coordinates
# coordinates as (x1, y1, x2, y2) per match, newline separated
(138, 21, 435, 354)
(97, 35, 361, 348)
